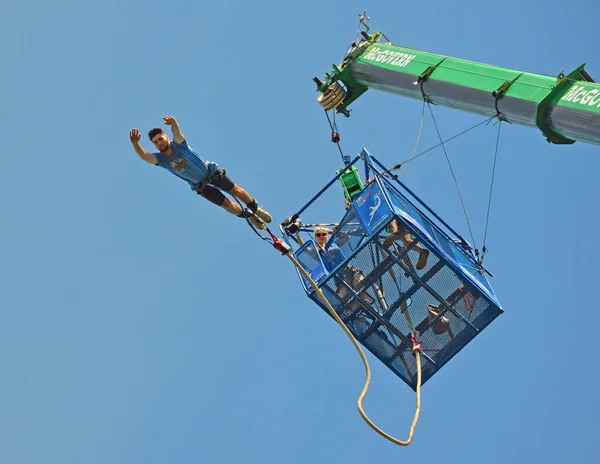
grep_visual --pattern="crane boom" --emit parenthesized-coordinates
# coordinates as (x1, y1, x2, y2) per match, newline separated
(314, 31, 600, 145)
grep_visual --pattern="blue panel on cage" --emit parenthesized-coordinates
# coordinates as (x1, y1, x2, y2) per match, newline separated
(353, 181, 394, 234)
(290, 150, 503, 390)
(294, 239, 331, 292)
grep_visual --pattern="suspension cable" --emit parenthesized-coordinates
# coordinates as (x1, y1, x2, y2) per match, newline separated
(398, 116, 495, 168)
(231, 196, 275, 241)
(325, 110, 350, 165)
(480, 120, 502, 264)
(399, 99, 427, 174)
(427, 104, 478, 253)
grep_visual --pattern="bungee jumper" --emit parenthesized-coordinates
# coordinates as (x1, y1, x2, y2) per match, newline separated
(129, 115, 272, 229)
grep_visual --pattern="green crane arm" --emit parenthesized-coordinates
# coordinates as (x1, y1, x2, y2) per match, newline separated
(314, 31, 600, 145)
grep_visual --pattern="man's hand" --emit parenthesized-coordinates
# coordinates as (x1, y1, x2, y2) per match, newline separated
(130, 128, 142, 144)
(130, 128, 158, 164)
(163, 115, 178, 126)
(163, 115, 184, 143)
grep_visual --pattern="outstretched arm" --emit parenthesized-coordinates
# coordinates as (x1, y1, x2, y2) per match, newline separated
(163, 115, 185, 143)
(130, 129, 158, 164)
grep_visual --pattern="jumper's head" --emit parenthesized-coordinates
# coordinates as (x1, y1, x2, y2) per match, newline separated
(148, 127, 170, 152)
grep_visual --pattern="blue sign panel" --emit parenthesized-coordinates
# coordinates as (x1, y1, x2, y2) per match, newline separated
(354, 180, 392, 234)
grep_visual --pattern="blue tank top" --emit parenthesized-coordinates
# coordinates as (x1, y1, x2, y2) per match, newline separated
(154, 140, 217, 188)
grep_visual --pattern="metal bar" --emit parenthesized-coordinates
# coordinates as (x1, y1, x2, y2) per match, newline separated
(291, 155, 361, 219)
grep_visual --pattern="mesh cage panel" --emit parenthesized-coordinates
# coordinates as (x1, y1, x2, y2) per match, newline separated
(298, 174, 503, 390)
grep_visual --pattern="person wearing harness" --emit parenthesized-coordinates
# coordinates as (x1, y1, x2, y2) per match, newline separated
(129, 115, 272, 229)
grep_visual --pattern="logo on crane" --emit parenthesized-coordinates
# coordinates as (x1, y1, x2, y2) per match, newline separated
(363, 45, 416, 68)
(560, 84, 600, 107)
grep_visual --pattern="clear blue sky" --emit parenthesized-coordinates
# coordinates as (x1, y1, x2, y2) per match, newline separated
(2, 0, 599, 462)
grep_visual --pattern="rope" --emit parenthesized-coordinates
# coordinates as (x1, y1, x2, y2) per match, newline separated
(285, 250, 423, 447)
(427, 103, 478, 254)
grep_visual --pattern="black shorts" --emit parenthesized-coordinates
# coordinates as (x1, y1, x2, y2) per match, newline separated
(195, 168, 235, 206)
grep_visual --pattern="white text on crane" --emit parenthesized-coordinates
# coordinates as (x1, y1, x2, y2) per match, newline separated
(363, 46, 416, 68)
(560, 84, 600, 107)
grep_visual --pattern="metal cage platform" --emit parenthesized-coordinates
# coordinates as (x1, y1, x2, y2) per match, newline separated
(286, 148, 503, 390)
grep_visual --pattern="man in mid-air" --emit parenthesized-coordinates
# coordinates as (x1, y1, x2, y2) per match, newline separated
(130, 115, 272, 229)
